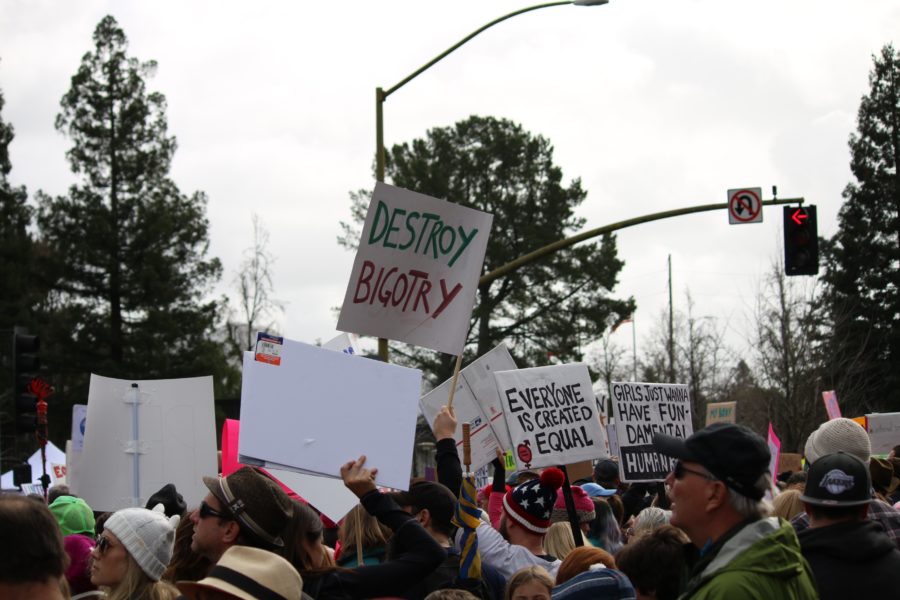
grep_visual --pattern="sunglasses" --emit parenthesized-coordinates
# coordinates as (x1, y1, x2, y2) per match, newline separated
(96, 535, 112, 555)
(199, 500, 232, 520)
(673, 460, 716, 481)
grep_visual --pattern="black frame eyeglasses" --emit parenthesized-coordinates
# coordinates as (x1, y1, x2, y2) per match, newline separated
(673, 460, 717, 481)
(96, 535, 112, 554)
(198, 500, 232, 520)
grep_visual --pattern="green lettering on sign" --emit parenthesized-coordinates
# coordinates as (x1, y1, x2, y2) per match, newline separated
(504, 449, 517, 471)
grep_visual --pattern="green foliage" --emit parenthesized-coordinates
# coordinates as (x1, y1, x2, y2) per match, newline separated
(342, 116, 633, 382)
(820, 43, 900, 414)
(34, 16, 235, 441)
(0, 86, 35, 328)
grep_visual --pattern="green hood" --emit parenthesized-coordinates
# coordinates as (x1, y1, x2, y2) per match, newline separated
(683, 517, 818, 600)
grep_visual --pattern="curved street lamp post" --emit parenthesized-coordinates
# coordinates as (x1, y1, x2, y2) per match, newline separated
(374, 0, 610, 360)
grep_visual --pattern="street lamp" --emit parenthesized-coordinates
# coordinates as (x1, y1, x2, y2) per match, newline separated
(374, 0, 611, 360)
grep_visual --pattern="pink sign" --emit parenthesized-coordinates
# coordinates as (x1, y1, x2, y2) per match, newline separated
(767, 423, 781, 478)
(822, 390, 841, 420)
(221, 419, 302, 502)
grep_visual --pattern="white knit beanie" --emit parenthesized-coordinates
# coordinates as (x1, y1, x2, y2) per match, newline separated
(104, 504, 179, 581)
(804, 418, 872, 465)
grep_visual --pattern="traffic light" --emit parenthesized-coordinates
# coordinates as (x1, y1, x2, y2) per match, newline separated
(783, 205, 819, 276)
(12, 330, 40, 434)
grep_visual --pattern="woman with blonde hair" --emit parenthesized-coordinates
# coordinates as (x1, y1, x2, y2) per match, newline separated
(772, 488, 805, 521)
(505, 566, 554, 600)
(543, 522, 583, 561)
(336, 502, 392, 566)
(90, 505, 179, 600)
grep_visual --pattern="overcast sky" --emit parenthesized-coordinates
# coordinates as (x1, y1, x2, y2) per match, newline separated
(1, 0, 897, 369)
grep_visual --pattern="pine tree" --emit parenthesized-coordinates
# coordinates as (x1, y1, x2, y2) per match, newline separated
(341, 116, 633, 382)
(36, 16, 231, 435)
(820, 44, 900, 414)
(0, 84, 34, 328)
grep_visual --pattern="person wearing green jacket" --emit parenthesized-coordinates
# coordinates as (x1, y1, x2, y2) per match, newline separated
(652, 424, 818, 600)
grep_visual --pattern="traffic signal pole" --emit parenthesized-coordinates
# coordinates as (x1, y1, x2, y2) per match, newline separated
(479, 197, 804, 287)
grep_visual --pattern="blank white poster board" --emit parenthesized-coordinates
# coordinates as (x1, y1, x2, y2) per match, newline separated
(239, 337, 422, 491)
(71, 375, 217, 511)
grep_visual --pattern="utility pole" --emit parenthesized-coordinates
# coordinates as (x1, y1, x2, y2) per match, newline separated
(668, 254, 675, 383)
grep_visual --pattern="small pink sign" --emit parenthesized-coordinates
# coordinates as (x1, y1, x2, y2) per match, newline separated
(767, 422, 781, 479)
(822, 390, 841, 420)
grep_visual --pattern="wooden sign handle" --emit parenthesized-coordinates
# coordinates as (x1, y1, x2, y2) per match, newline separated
(462, 422, 472, 471)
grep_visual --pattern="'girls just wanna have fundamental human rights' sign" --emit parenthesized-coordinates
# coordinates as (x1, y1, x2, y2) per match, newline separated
(338, 183, 493, 355)
(611, 381, 693, 482)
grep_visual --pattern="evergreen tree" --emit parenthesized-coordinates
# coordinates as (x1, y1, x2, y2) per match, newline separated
(36, 16, 231, 439)
(0, 84, 34, 328)
(341, 116, 633, 382)
(820, 44, 900, 414)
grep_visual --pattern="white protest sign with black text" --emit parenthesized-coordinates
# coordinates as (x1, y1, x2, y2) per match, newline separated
(496, 364, 606, 470)
(867, 412, 900, 455)
(611, 382, 693, 482)
(337, 183, 493, 355)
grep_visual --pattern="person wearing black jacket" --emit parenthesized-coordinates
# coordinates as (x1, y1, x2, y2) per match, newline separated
(301, 455, 446, 600)
(797, 452, 900, 600)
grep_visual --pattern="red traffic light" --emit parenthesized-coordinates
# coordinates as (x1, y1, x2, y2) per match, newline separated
(791, 208, 809, 226)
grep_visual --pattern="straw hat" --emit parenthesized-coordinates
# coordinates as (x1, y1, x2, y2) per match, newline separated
(177, 546, 302, 600)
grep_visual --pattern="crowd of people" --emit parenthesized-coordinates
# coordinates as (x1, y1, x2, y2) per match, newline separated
(2, 413, 899, 600)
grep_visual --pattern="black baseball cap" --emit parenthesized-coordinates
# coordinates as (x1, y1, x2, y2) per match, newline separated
(800, 452, 871, 507)
(653, 423, 770, 500)
(593, 459, 620, 484)
(390, 481, 456, 534)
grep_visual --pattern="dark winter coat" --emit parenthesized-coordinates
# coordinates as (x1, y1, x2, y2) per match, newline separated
(798, 518, 900, 600)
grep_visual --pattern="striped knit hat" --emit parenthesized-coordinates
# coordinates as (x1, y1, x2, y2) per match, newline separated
(503, 468, 565, 534)
(104, 504, 179, 581)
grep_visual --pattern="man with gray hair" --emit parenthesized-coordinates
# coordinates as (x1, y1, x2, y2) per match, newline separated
(792, 417, 900, 548)
(653, 423, 817, 600)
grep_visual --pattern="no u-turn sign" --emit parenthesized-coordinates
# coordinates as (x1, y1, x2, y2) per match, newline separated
(727, 188, 763, 224)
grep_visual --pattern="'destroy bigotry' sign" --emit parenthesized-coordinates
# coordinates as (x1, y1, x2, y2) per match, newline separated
(496, 364, 607, 470)
(611, 382, 693, 482)
(337, 183, 493, 355)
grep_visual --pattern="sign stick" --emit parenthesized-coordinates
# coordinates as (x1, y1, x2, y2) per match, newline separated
(446, 354, 464, 410)
(559, 465, 585, 547)
(355, 506, 364, 566)
(462, 422, 472, 474)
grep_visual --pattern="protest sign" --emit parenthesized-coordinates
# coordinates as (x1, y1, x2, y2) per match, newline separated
(239, 336, 422, 491)
(611, 382, 693, 482)
(866, 412, 900, 455)
(496, 364, 606, 470)
(765, 423, 781, 502)
(705, 401, 736, 425)
(607, 423, 620, 461)
(780, 453, 802, 473)
(69, 375, 217, 511)
(565, 460, 594, 482)
(322, 332, 361, 356)
(420, 344, 517, 470)
(767, 423, 781, 479)
(71, 404, 87, 452)
(0, 441, 66, 490)
(337, 183, 493, 355)
(822, 390, 841, 420)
